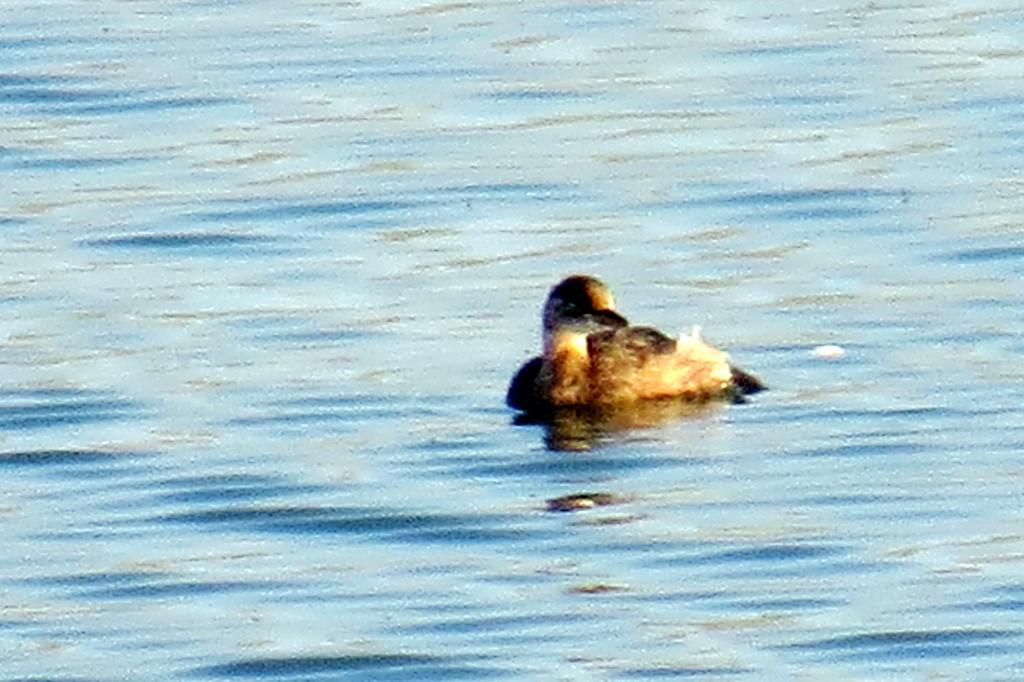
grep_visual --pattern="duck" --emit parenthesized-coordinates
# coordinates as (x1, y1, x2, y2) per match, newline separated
(506, 275, 763, 414)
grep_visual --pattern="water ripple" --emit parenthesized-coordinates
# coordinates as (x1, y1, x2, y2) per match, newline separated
(396, 612, 588, 635)
(82, 233, 283, 252)
(946, 245, 1024, 264)
(617, 666, 752, 679)
(782, 628, 1019, 661)
(0, 389, 141, 432)
(653, 543, 847, 567)
(7, 155, 156, 171)
(0, 449, 123, 467)
(191, 199, 434, 225)
(154, 504, 541, 544)
(443, 453, 686, 479)
(192, 653, 504, 679)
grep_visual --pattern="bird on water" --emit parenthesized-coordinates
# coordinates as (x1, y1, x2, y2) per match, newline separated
(506, 275, 763, 414)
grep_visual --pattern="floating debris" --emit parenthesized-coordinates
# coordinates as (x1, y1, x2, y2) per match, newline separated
(811, 344, 846, 359)
(546, 492, 624, 512)
(569, 583, 628, 595)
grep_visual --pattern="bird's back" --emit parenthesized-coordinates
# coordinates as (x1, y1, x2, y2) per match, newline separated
(587, 327, 734, 403)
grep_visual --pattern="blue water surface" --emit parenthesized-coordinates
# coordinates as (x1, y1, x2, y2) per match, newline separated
(3, 1, 1024, 680)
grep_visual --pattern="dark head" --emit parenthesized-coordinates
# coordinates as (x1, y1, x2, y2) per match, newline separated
(542, 275, 622, 336)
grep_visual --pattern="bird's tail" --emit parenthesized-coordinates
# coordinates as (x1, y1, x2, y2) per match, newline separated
(730, 365, 765, 396)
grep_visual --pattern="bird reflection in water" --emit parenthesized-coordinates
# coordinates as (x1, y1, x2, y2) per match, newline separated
(515, 397, 724, 451)
(507, 275, 763, 451)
